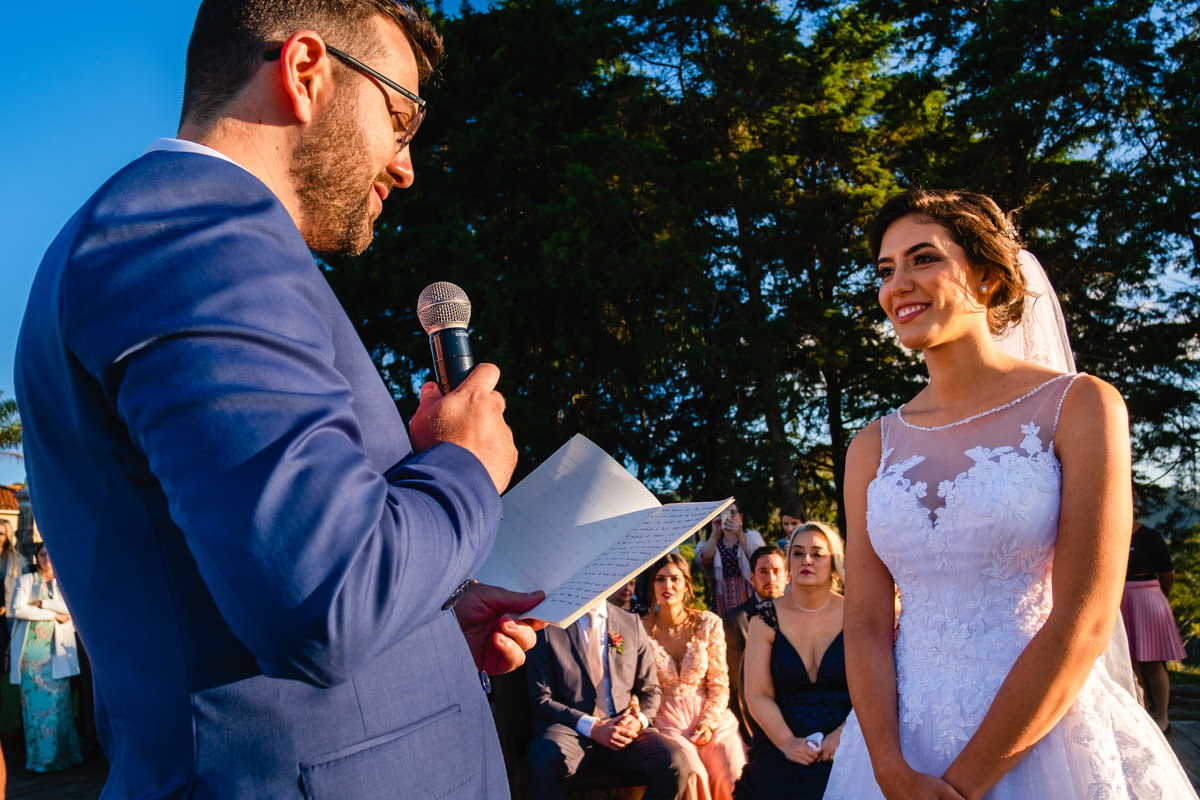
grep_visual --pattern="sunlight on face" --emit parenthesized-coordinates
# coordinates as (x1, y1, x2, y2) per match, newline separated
(751, 553, 787, 599)
(875, 215, 988, 350)
(654, 563, 687, 607)
(789, 530, 831, 587)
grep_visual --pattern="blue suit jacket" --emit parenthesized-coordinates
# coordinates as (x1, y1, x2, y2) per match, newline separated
(15, 150, 508, 799)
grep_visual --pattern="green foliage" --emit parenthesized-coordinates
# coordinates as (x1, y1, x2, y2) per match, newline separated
(677, 541, 708, 609)
(0, 393, 21, 459)
(329, 0, 1198, 533)
(1171, 524, 1200, 648)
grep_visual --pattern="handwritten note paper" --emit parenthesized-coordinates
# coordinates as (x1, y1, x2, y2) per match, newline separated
(477, 435, 730, 626)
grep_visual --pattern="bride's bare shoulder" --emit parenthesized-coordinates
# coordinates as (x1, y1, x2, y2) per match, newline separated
(846, 419, 884, 480)
(1059, 373, 1127, 423)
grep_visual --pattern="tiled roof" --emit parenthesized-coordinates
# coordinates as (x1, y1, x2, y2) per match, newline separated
(0, 485, 18, 511)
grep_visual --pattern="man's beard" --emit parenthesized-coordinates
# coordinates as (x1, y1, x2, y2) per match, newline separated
(290, 87, 388, 257)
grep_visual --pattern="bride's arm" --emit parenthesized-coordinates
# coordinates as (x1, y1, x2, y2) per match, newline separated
(843, 422, 963, 800)
(941, 375, 1132, 799)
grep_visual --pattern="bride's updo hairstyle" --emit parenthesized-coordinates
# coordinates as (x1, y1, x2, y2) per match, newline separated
(868, 189, 1027, 336)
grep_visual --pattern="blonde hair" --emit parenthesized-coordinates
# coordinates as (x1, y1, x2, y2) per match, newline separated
(788, 521, 845, 592)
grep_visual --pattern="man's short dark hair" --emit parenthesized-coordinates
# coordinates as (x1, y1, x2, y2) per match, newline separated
(182, 0, 444, 126)
(749, 545, 785, 572)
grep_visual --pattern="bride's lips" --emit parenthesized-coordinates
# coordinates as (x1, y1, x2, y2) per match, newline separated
(893, 303, 928, 323)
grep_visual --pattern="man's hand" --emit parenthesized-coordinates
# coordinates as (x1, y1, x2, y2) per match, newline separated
(409, 363, 518, 493)
(454, 582, 546, 675)
(593, 716, 639, 750)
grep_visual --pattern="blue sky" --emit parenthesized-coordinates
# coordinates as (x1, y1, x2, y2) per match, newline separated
(2, 2, 486, 486)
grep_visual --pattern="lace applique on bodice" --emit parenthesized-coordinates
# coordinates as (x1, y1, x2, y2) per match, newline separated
(867, 374, 1077, 759)
(647, 610, 731, 733)
(827, 376, 1199, 798)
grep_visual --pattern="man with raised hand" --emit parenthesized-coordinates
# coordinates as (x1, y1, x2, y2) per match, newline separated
(15, 1, 541, 797)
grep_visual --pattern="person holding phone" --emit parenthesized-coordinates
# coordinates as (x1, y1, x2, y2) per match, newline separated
(697, 503, 765, 616)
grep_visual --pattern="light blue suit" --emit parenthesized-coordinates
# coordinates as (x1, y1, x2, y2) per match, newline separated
(15, 147, 508, 798)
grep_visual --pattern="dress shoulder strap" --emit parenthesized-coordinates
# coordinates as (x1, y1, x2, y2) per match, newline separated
(1048, 372, 1085, 451)
(756, 599, 779, 630)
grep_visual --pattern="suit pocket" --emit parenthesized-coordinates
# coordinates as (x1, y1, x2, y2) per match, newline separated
(299, 704, 477, 799)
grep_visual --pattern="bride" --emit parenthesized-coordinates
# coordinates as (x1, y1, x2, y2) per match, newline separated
(823, 189, 1196, 799)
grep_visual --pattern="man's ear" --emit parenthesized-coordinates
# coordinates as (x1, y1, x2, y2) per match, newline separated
(274, 31, 332, 124)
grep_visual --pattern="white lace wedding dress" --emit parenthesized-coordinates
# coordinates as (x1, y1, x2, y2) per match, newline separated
(824, 373, 1198, 799)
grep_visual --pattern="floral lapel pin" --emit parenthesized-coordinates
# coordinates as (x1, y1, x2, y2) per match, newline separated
(608, 632, 624, 654)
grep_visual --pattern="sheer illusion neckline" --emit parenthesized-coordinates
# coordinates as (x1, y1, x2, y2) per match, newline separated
(896, 374, 1071, 432)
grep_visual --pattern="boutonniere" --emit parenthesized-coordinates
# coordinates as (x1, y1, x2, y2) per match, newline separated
(608, 632, 624, 654)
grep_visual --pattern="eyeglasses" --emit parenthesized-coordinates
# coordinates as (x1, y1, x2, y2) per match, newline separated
(265, 44, 427, 154)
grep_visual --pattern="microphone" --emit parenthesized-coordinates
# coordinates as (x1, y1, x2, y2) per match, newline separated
(417, 281, 475, 394)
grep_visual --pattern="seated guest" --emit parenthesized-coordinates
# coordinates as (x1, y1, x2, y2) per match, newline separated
(644, 554, 746, 800)
(609, 578, 649, 616)
(722, 545, 788, 742)
(734, 522, 850, 800)
(526, 599, 691, 800)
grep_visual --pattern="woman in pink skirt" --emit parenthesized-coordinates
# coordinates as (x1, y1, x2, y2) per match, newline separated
(644, 553, 746, 800)
(1121, 520, 1187, 731)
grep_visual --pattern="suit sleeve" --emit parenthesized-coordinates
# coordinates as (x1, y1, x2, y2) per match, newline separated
(62, 159, 501, 687)
(723, 608, 746, 678)
(527, 630, 590, 729)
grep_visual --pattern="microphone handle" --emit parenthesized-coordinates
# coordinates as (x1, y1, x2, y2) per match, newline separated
(429, 328, 475, 394)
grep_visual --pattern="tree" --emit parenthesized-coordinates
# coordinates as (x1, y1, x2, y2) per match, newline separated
(327, 0, 1197, 532)
(875, 0, 1200, 489)
(614, 0, 931, 529)
(0, 393, 20, 462)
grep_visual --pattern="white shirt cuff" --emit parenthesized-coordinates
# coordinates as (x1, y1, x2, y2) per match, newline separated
(577, 715, 598, 739)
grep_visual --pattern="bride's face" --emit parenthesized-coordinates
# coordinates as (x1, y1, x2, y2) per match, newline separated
(876, 214, 990, 351)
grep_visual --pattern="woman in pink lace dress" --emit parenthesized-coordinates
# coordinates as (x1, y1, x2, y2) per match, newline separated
(643, 553, 746, 800)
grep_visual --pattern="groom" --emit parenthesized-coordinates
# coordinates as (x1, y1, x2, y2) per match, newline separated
(525, 599, 690, 799)
(15, 1, 539, 797)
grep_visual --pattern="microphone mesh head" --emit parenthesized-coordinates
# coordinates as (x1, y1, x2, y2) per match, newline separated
(417, 281, 472, 332)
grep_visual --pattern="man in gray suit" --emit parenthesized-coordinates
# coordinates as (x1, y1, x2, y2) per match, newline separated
(525, 600, 690, 799)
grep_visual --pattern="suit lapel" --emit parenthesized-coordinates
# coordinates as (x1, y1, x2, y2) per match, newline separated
(568, 620, 601, 689)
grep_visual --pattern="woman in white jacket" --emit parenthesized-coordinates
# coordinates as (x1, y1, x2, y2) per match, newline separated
(697, 502, 765, 616)
(10, 544, 81, 772)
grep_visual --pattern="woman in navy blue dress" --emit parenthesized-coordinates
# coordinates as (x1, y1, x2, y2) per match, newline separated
(734, 522, 850, 799)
